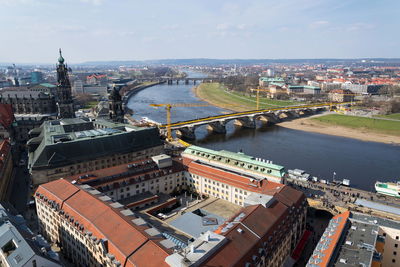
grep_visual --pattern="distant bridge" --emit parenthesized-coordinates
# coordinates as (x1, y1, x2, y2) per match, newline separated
(157, 102, 350, 139)
(136, 77, 217, 85)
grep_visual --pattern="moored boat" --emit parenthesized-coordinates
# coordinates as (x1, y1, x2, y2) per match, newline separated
(375, 181, 400, 198)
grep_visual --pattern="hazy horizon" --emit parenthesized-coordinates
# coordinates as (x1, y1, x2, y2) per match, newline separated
(1, 0, 399, 63)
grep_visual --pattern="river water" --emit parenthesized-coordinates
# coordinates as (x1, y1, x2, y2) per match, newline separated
(127, 72, 400, 191)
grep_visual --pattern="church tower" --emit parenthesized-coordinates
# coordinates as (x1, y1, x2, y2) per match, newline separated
(108, 86, 124, 123)
(56, 49, 74, 119)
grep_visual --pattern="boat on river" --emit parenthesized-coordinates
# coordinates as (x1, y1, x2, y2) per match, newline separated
(375, 181, 400, 198)
(288, 169, 310, 181)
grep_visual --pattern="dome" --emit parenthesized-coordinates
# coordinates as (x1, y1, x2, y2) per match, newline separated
(58, 48, 65, 64)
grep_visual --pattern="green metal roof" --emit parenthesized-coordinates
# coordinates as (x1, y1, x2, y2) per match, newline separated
(183, 145, 286, 178)
(39, 83, 56, 88)
(269, 82, 285, 87)
(259, 77, 284, 82)
(288, 85, 320, 90)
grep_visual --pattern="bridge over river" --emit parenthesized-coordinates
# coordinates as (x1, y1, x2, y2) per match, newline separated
(136, 77, 217, 85)
(157, 102, 350, 139)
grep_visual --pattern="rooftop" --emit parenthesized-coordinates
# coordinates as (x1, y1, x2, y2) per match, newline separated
(334, 219, 378, 267)
(35, 179, 172, 267)
(169, 209, 226, 238)
(0, 203, 60, 266)
(28, 118, 163, 169)
(0, 104, 14, 129)
(66, 157, 184, 190)
(351, 212, 400, 230)
(354, 199, 400, 216)
(260, 77, 285, 82)
(183, 145, 286, 179)
(307, 211, 350, 267)
(186, 160, 284, 196)
(0, 90, 53, 99)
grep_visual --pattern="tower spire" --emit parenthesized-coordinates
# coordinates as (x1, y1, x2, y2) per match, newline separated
(58, 48, 65, 64)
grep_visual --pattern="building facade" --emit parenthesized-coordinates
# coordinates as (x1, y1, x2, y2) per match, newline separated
(27, 118, 164, 185)
(66, 155, 185, 203)
(328, 89, 354, 102)
(0, 90, 56, 115)
(0, 140, 13, 201)
(35, 145, 307, 267)
(35, 179, 173, 267)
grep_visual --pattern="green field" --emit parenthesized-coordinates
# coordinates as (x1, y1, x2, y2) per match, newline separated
(312, 114, 400, 136)
(84, 101, 98, 109)
(374, 113, 400, 120)
(196, 83, 300, 111)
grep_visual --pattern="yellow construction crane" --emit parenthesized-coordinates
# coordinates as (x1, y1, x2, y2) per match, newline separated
(149, 103, 210, 141)
(250, 88, 271, 110)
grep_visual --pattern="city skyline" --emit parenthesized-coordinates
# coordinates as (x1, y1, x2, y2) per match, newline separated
(0, 0, 399, 63)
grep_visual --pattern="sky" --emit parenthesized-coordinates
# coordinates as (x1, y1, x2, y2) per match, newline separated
(0, 0, 399, 63)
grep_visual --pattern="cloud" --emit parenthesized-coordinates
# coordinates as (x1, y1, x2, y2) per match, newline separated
(0, 0, 40, 6)
(346, 23, 374, 32)
(162, 24, 180, 30)
(79, 0, 103, 6)
(216, 23, 248, 31)
(309, 20, 329, 29)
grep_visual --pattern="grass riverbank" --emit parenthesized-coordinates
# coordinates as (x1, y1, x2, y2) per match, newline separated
(195, 83, 400, 144)
(311, 114, 400, 136)
(195, 82, 300, 111)
(278, 114, 400, 144)
(374, 113, 400, 120)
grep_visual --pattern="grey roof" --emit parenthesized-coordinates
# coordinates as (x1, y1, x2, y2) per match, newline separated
(28, 118, 163, 169)
(169, 209, 226, 238)
(334, 220, 378, 267)
(0, 221, 36, 267)
(0, 203, 61, 266)
(355, 199, 400, 216)
(0, 90, 53, 99)
(351, 212, 400, 230)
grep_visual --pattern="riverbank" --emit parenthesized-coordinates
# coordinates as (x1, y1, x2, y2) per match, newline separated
(279, 115, 400, 145)
(194, 82, 300, 111)
(195, 83, 400, 144)
(123, 81, 164, 104)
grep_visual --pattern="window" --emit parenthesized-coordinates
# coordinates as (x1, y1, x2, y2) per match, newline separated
(395, 244, 398, 248)
(1, 240, 17, 257)
(393, 259, 396, 263)
(397, 236, 399, 240)
(394, 251, 397, 255)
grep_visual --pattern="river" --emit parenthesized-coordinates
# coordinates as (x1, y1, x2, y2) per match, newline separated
(126, 71, 400, 191)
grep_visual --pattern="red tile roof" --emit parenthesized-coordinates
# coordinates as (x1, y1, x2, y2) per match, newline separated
(186, 160, 283, 196)
(36, 179, 171, 267)
(308, 211, 350, 267)
(0, 140, 10, 171)
(0, 104, 14, 129)
(66, 158, 184, 190)
(206, 203, 292, 266)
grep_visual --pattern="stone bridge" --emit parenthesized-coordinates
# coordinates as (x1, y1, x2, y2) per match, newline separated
(159, 103, 338, 140)
(136, 77, 217, 85)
